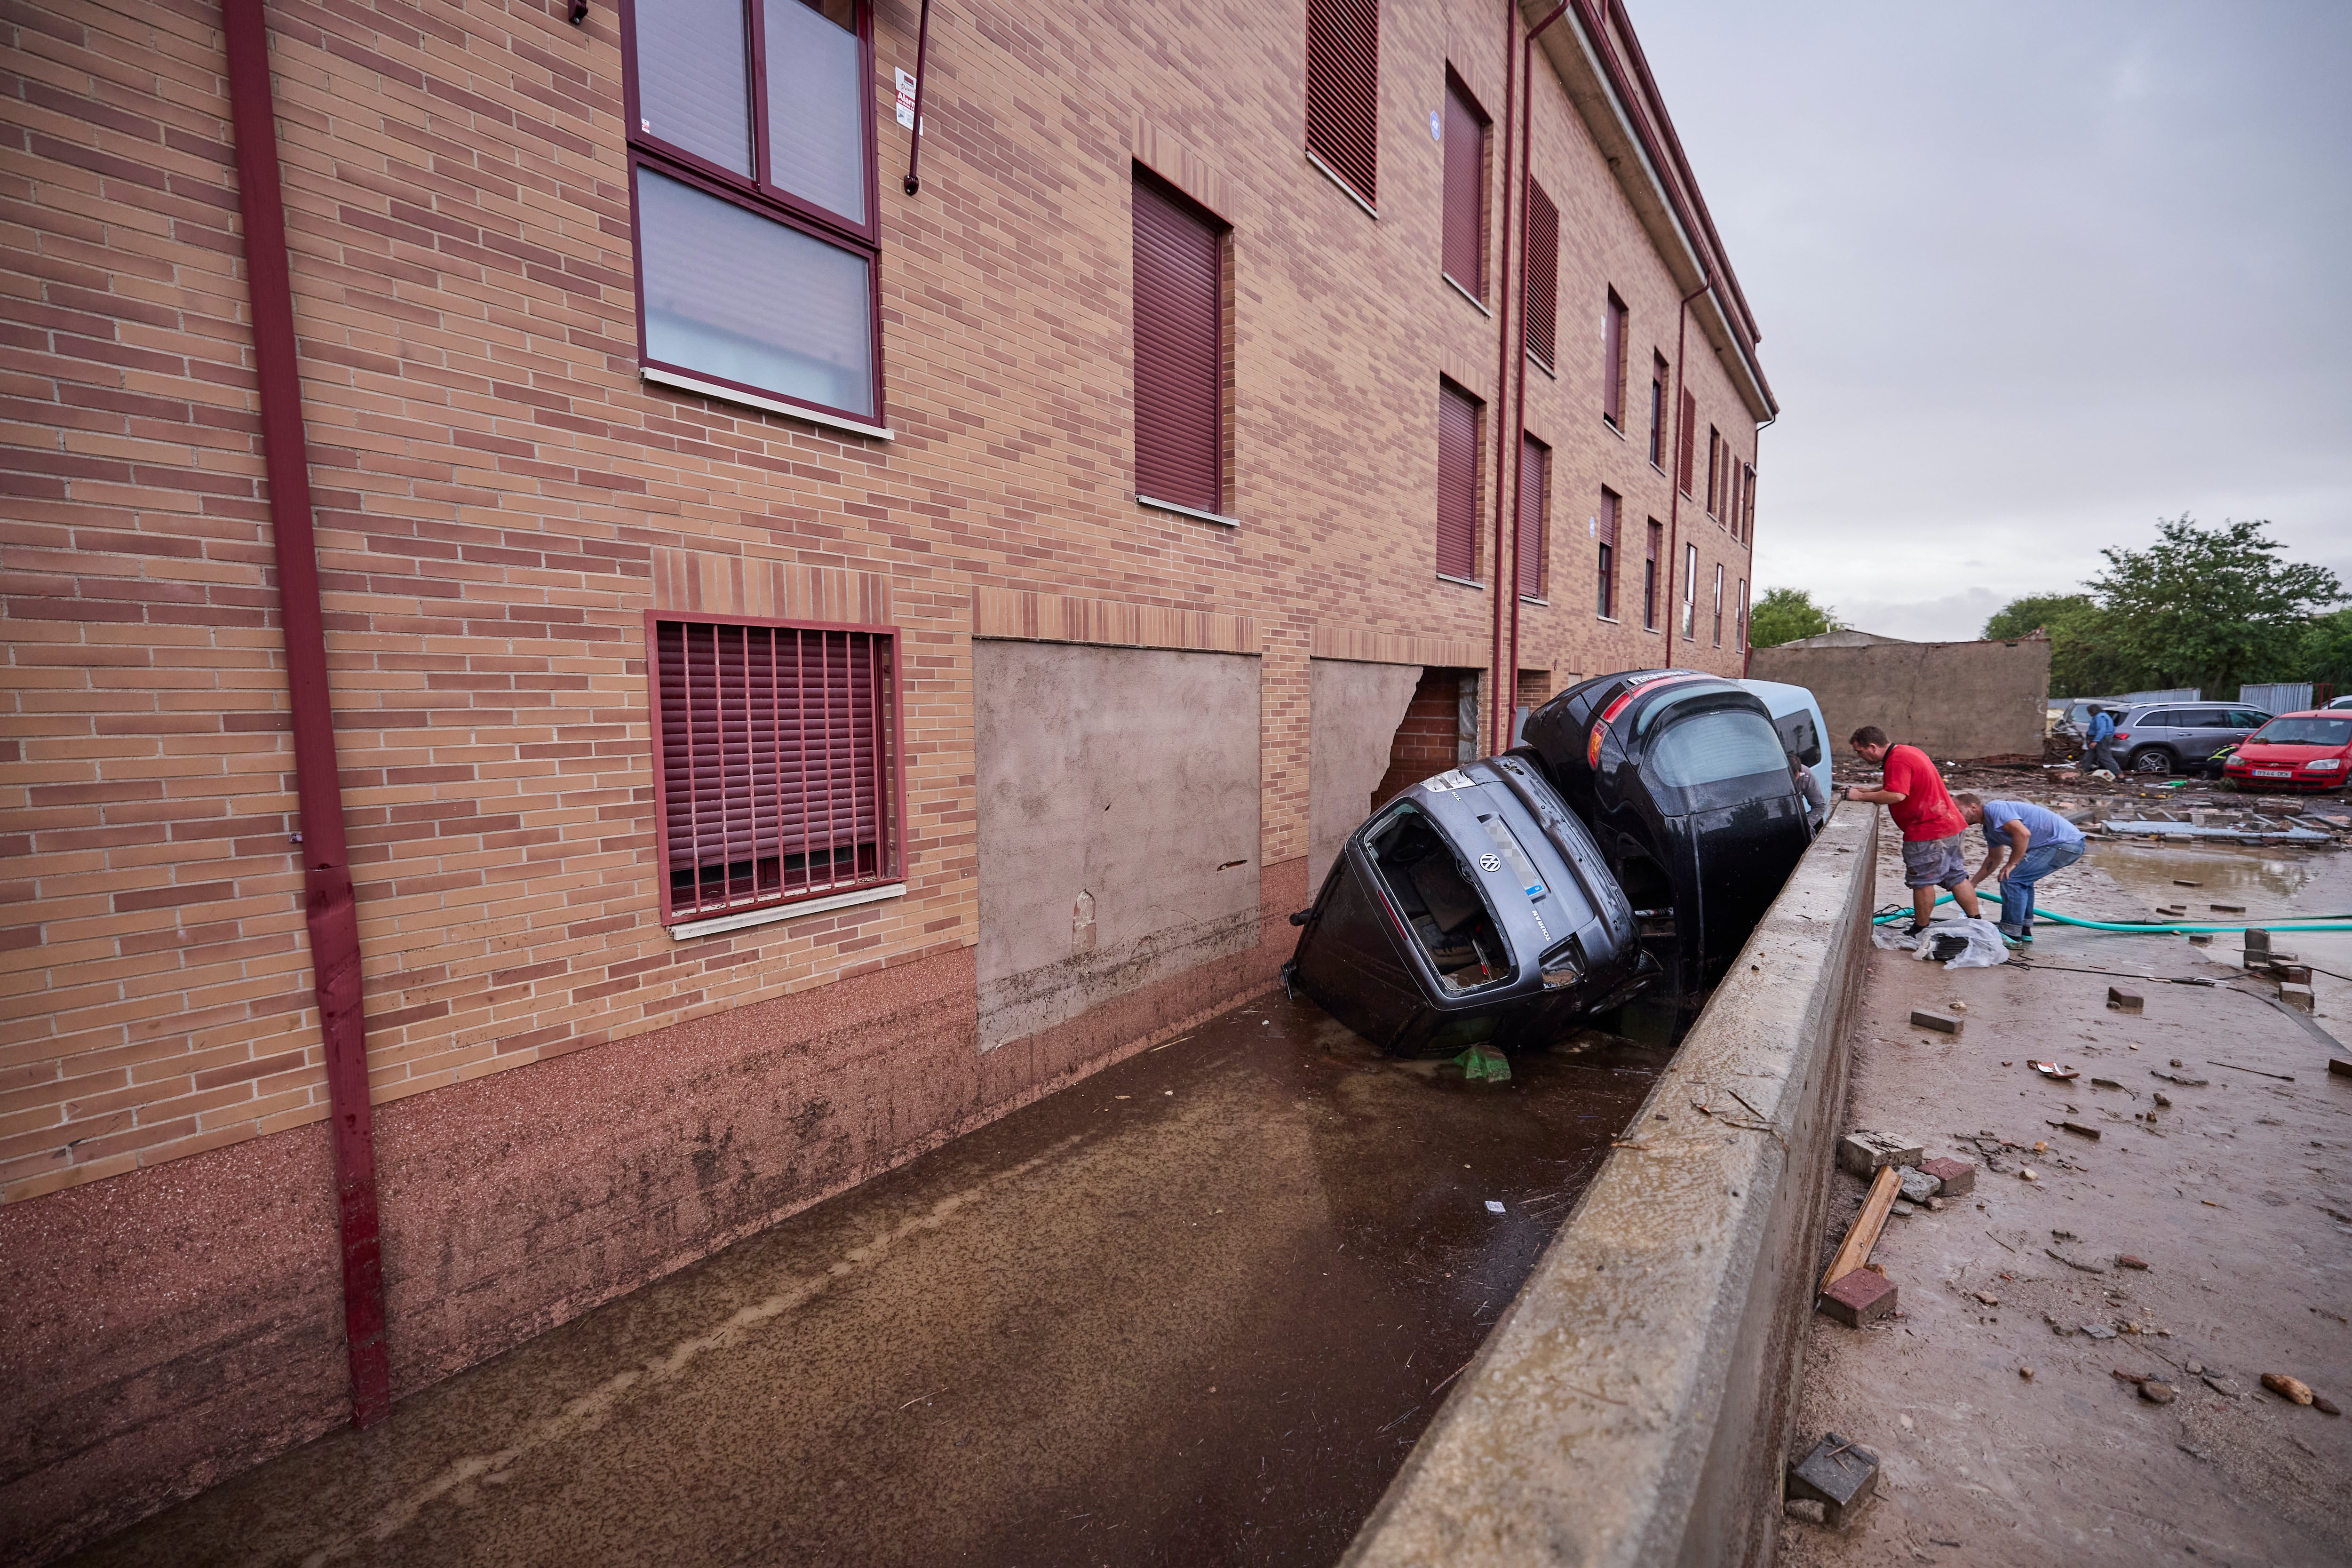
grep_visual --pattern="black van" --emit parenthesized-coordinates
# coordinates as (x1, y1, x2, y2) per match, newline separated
(1520, 670, 1812, 995)
(1283, 754, 1653, 1057)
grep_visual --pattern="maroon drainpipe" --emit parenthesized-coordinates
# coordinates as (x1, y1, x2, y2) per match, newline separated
(1660, 274, 1710, 673)
(900, 0, 934, 195)
(1502, 3, 1570, 740)
(1485, 0, 1520, 758)
(222, 0, 392, 1429)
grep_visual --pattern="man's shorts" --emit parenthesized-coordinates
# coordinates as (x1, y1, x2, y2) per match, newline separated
(1901, 832, 1970, 890)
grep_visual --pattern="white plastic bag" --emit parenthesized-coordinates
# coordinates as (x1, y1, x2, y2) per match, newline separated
(1910, 916, 2009, 970)
(1871, 923, 1919, 952)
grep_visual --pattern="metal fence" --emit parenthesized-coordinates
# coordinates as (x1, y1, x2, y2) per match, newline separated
(2240, 682, 2313, 714)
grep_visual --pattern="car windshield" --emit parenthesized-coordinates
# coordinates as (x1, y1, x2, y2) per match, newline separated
(2251, 717, 2352, 747)
(1647, 709, 1791, 787)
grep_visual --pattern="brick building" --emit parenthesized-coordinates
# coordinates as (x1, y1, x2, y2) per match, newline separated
(0, 0, 1774, 1553)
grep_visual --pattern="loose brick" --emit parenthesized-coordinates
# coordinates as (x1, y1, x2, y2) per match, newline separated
(1818, 1270, 1898, 1328)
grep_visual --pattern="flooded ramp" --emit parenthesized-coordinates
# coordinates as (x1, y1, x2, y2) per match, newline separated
(77, 996, 1669, 1568)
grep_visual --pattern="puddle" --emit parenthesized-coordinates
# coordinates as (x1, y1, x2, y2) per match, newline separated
(75, 993, 1671, 1568)
(2089, 840, 2352, 1011)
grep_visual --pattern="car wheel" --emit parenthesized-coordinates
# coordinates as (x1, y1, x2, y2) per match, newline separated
(2126, 746, 2172, 775)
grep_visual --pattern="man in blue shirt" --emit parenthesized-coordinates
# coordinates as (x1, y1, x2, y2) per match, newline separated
(1955, 792, 2086, 943)
(2084, 707, 2120, 772)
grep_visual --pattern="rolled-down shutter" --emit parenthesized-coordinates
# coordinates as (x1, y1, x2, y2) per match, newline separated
(1132, 175, 1222, 514)
(657, 620, 895, 918)
(1436, 381, 1480, 578)
(1524, 182, 1558, 368)
(1305, 0, 1380, 206)
(1516, 435, 1547, 597)
(1677, 387, 1697, 495)
(1442, 78, 1486, 296)
(1601, 291, 1625, 423)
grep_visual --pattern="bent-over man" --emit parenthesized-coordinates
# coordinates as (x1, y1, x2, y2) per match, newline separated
(1844, 726, 1984, 934)
(1955, 792, 2085, 944)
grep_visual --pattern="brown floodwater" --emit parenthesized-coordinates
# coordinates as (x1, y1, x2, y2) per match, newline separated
(73, 990, 1674, 1568)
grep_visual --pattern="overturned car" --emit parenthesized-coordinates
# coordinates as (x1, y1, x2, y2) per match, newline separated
(1282, 754, 1654, 1057)
(1520, 669, 1815, 996)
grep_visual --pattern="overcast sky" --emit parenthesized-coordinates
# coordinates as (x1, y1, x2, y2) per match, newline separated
(1635, 0, 2352, 641)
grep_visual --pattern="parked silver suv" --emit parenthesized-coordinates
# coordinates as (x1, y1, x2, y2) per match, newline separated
(2114, 702, 2272, 774)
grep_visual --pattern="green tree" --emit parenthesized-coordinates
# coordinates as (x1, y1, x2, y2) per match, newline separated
(1748, 587, 1842, 649)
(1981, 592, 2142, 697)
(2088, 516, 2343, 695)
(2303, 608, 2352, 686)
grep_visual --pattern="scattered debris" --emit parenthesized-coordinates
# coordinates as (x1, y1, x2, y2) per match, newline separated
(2117, 1254, 2149, 1270)
(2019, 1168, 2041, 1182)
(1819, 1269, 1898, 1328)
(1972, 1290, 2000, 1306)
(1837, 1130, 1923, 1176)
(2082, 1323, 2117, 1340)
(2019, 1366, 2035, 1381)
(1483, 1200, 1506, 1214)
(2319, 1397, 2343, 1417)
(1896, 1166, 1940, 1204)
(1786, 1433, 1881, 1527)
(2207, 1059, 2293, 1082)
(2090, 1076, 2124, 1089)
(2029, 1061, 2079, 1081)
(2331, 1059, 2352, 1080)
(2281, 982, 2315, 1012)
(2049, 1120, 2102, 1140)
(2212, 902, 2247, 913)
(1822, 1166, 1901, 1292)
(2140, 1380, 2177, 1404)
(2047, 1247, 2106, 1273)
(2106, 985, 2144, 1015)
(1919, 1156, 1974, 1195)
(2152, 1091, 2173, 1107)
(1910, 1008, 1963, 1035)
(2173, 879, 2202, 887)
(2262, 1373, 2316, 1406)
(2203, 1373, 2244, 1397)
(2152, 1069, 2209, 1087)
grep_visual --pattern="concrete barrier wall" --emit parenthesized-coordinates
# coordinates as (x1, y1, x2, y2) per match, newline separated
(1748, 637, 2049, 759)
(1343, 802, 1879, 1568)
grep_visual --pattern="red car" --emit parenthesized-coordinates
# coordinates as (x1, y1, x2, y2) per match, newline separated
(2224, 711, 2352, 791)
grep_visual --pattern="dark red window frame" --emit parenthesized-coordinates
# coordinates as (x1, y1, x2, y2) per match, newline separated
(1743, 462, 1757, 539)
(1516, 432, 1548, 599)
(1525, 181, 1558, 368)
(647, 612, 906, 925)
(1676, 386, 1696, 496)
(1596, 486, 1620, 619)
(1648, 353, 1669, 468)
(1601, 290, 1626, 427)
(619, 0, 884, 428)
(1706, 425, 1722, 518)
(1441, 72, 1489, 301)
(1436, 378, 1482, 581)
(1305, 0, 1381, 209)
(1132, 169, 1226, 516)
(1643, 517, 1662, 630)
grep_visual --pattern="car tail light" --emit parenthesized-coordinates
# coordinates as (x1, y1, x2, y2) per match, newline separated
(2113, 731, 2130, 742)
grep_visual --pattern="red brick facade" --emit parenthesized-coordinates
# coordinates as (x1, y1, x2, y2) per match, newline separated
(0, 0, 1769, 1553)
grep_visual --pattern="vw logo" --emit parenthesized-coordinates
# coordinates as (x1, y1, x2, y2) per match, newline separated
(1478, 853, 1502, 873)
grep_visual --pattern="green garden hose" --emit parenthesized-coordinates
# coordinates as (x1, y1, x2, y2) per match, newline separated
(1871, 892, 2352, 935)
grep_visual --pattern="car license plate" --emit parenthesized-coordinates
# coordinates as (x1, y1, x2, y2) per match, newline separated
(2253, 768, 2293, 778)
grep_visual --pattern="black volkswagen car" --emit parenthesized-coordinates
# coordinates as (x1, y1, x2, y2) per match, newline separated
(1283, 754, 1653, 1058)
(1519, 669, 1813, 995)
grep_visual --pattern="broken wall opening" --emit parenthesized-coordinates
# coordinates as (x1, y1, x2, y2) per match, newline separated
(1372, 668, 1481, 812)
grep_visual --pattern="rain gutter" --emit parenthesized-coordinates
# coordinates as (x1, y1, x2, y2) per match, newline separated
(222, 0, 391, 1428)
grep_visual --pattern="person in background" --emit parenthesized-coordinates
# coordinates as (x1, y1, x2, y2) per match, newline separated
(2084, 706, 2121, 773)
(1845, 726, 1984, 934)
(1955, 792, 2085, 944)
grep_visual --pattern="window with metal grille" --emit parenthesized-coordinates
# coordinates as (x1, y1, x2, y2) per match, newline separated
(1441, 74, 1488, 301)
(1644, 518, 1662, 629)
(1680, 541, 1697, 636)
(1712, 563, 1724, 646)
(1596, 487, 1620, 619)
(1677, 386, 1696, 496)
(1516, 434, 1548, 599)
(1648, 354, 1668, 467)
(1524, 181, 1558, 368)
(651, 615, 902, 923)
(1601, 290, 1627, 427)
(1133, 170, 1224, 516)
(1436, 379, 1481, 580)
(1305, 0, 1380, 209)
(623, 0, 881, 428)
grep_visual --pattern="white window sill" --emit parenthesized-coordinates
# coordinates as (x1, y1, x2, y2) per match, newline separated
(1527, 350, 1556, 380)
(1436, 573, 1485, 590)
(1519, 595, 1549, 606)
(1305, 148, 1378, 218)
(1136, 493, 1240, 528)
(1601, 416, 1625, 439)
(1596, 614, 1621, 625)
(666, 881, 906, 941)
(1444, 274, 1493, 318)
(643, 367, 893, 441)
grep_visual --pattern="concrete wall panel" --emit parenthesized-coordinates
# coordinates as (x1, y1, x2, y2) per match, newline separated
(1748, 637, 2051, 760)
(1308, 661, 1425, 892)
(975, 643, 1263, 1051)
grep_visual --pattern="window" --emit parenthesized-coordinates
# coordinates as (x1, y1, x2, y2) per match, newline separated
(1437, 380, 1482, 580)
(1516, 434, 1548, 599)
(1305, 0, 1380, 209)
(651, 615, 903, 924)
(1524, 182, 1558, 368)
(1736, 577, 1748, 650)
(1726, 457, 1742, 540)
(1441, 74, 1488, 301)
(1132, 171, 1225, 516)
(1742, 463, 1757, 540)
(1676, 386, 1696, 496)
(1596, 488, 1620, 619)
(1705, 427, 1721, 518)
(624, 0, 881, 428)
(1680, 541, 1697, 636)
(1712, 562, 1724, 646)
(1649, 709, 1790, 788)
(1648, 354, 1669, 467)
(1601, 291, 1627, 428)
(1643, 519, 1662, 629)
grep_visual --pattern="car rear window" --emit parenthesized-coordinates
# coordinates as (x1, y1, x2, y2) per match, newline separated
(1647, 710, 1791, 787)
(2251, 717, 2352, 746)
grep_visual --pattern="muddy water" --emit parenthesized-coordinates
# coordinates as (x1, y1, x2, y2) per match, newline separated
(77, 994, 1669, 1568)
(2088, 840, 2352, 1011)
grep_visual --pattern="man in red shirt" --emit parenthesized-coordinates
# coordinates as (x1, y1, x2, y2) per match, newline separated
(1846, 725, 1985, 934)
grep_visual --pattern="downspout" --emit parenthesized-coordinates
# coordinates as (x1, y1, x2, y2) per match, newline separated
(1660, 274, 1710, 672)
(900, 0, 934, 195)
(222, 0, 391, 1429)
(1485, 0, 1520, 758)
(1503, 2, 1570, 742)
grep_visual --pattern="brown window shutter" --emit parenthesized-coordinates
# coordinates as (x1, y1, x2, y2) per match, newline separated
(1441, 76, 1486, 298)
(1524, 182, 1558, 367)
(1132, 172, 1223, 514)
(1677, 387, 1696, 495)
(1436, 380, 1480, 578)
(1516, 434, 1547, 597)
(1305, 0, 1380, 207)
(1601, 290, 1625, 425)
